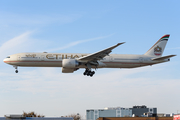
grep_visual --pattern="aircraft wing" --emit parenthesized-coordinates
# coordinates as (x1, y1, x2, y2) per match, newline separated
(78, 42, 125, 62)
(151, 55, 176, 61)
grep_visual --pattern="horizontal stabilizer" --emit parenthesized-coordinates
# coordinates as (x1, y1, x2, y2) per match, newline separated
(151, 55, 176, 61)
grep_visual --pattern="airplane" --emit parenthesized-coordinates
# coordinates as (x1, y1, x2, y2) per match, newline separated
(3, 34, 176, 77)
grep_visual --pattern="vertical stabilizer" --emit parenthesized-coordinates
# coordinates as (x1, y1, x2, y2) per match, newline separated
(144, 34, 170, 57)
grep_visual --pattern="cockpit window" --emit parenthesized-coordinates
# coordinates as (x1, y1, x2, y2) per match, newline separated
(6, 56, 10, 58)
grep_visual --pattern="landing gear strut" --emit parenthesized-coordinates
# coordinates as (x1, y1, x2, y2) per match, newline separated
(13, 66, 18, 73)
(83, 69, 95, 77)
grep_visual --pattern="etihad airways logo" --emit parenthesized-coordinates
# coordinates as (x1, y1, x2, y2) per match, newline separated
(26, 54, 36, 58)
(46, 54, 86, 59)
(154, 46, 162, 56)
(25, 54, 87, 59)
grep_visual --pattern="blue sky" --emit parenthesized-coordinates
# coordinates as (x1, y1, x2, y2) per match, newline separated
(0, 0, 180, 118)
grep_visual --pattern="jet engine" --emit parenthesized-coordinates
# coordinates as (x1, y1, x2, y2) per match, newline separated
(62, 68, 76, 73)
(62, 59, 79, 68)
(62, 59, 80, 73)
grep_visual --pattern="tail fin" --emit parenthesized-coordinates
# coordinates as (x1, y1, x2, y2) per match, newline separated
(144, 34, 170, 57)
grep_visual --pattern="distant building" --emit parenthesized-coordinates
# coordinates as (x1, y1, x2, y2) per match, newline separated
(86, 105, 157, 120)
(98, 117, 173, 120)
(130, 105, 157, 117)
(86, 107, 132, 120)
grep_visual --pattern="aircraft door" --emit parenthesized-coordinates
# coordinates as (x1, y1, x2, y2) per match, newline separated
(139, 57, 144, 63)
(17, 55, 20, 61)
(41, 55, 45, 61)
(109, 56, 113, 62)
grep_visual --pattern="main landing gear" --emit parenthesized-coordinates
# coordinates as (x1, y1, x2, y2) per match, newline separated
(13, 66, 18, 73)
(83, 69, 95, 77)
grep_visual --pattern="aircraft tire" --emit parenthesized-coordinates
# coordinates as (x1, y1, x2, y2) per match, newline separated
(90, 71, 95, 77)
(90, 73, 93, 77)
(87, 71, 91, 76)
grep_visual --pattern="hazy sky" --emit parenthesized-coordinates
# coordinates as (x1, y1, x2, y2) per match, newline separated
(0, 0, 180, 118)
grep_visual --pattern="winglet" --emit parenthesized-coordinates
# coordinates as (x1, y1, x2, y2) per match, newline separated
(116, 42, 125, 47)
(118, 42, 125, 45)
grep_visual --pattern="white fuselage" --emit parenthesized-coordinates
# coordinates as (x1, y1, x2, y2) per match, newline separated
(3, 52, 168, 69)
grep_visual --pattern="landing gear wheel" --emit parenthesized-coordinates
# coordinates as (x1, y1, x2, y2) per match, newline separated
(90, 73, 93, 77)
(83, 69, 88, 75)
(13, 66, 18, 73)
(87, 71, 91, 76)
(83, 69, 95, 77)
(90, 71, 95, 77)
(92, 71, 95, 75)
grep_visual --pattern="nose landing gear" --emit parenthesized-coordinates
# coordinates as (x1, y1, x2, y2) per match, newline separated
(83, 69, 95, 77)
(13, 66, 18, 73)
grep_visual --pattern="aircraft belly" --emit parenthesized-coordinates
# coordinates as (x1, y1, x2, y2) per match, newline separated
(12, 60, 62, 67)
(104, 62, 149, 68)
(40, 61, 62, 67)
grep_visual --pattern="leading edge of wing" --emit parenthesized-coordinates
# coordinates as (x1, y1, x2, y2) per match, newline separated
(78, 42, 125, 62)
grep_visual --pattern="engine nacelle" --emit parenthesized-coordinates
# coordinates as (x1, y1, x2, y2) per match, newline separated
(62, 59, 79, 68)
(62, 68, 75, 73)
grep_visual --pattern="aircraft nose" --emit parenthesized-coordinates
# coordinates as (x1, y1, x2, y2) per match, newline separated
(3, 58, 9, 64)
(4, 56, 11, 64)
(3, 58, 6, 63)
